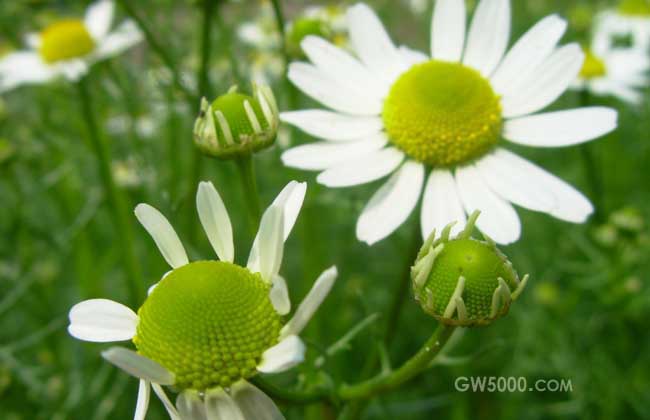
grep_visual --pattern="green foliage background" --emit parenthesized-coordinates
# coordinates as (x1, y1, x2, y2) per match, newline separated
(0, 0, 649, 419)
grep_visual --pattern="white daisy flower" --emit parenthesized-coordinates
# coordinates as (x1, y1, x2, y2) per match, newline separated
(593, 0, 650, 53)
(68, 180, 337, 420)
(281, 0, 618, 246)
(573, 36, 650, 104)
(0, 0, 142, 92)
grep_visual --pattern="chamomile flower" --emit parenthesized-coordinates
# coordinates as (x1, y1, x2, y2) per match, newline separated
(281, 0, 618, 245)
(0, 0, 142, 92)
(68, 181, 338, 419)
(573, 38, 650, 104)
(594, 0, 650, 53)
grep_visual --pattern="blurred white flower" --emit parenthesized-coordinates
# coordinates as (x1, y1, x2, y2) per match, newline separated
(238, 1, 349, 70)
(593, 0, 650, 53)
(0, 0, 142, 92)
(282, 0, 618, 246)
(573, 38, 649, 104)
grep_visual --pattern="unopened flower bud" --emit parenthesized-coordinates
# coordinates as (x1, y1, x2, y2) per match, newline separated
(411, 211, 528, 327)
(193, 84, 279, 159)
(286, 18, 330, 58)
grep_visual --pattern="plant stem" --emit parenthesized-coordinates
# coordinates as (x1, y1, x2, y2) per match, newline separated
(235, 155, 262, 234)
(188, 0, 217, 240)
(115, 0, 197, 103)
(253, 324, 455, 404)
(270, 0, 289, 66)
(76, 76, 143, 304)
(384, 223, 422, 343)
(338, 324, 455, 400)
(579, 89, 605, 222)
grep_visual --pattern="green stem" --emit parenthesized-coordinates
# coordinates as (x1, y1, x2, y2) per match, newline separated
(213, 5, 245, 86)
(384, 223, 422, 343)
(579, 89, 605, 222)
(76, 77, 143, 304)
(270, 0, 289, 67)
(188, 0, 217, 240)
(338, 324, 455, 400)
(235, 155, 262, 234)
(115, 0, 197, 103)
(254, 324, 455, 404)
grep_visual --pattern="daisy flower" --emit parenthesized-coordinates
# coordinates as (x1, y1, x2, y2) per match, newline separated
(574, 34, 650, 104)
(68, 180, 337, 419)
(0, 0, 142, 92)
(594, 0, 650, 53)
(281, 0, 618, 245)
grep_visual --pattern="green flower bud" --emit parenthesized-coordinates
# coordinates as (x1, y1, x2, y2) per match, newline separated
(286, 17, 330, 58)
(193, 84, 279, 160)
(411, 212, 528, 327)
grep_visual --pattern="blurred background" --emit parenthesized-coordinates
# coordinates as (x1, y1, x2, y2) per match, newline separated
(0, 0, 649, 419)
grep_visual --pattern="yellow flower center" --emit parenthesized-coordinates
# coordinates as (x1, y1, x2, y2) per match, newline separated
(619, 0, 650, 16)
(38, 19, 95, 63)
(382, 61, 502, 167)
(133, 261, 282, 391)
(579, 49, 607, 80)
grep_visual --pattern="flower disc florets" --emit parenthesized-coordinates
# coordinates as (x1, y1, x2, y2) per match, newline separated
(193, 84, 279, 160)
(133, 261, 282, 391)
(38, 19, 95, 63)
(383, 61, 502, 167)
(411, 212, 528, 326)
(580, 49, 607, 79)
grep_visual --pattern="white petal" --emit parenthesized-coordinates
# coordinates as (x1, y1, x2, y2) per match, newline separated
(281, 135, 388, 171)
(270, 181, 308, 242)
(0, 52, 57, 92)
(254, 205, 284, 282)
(269, 275, 291, 316)
(501, 44, 584, 118)
(455, 165, 521, 244)
(58, 59, 89, 81)
(463, 0, 511, 76)
(134, 380, 150, 420)
(491, 14, 567, 95)
(68, 299, 137, 342)
(420, 169, 466, 239)
(85, 0, 114, 40)
(288, 62, 382, 115)
(484, 149, 593, 223)
(431, 0, 466, 62)
(475, 152, 555, 212)
(205, 388, 245, 420)
(197, 181, 234, 262)
(93, 20, 143, 60)
(280, 110, 383, 141)
(504, 107, 617, 147)
(102, 347, 175, 385)
(25, 33, 41, 48)
(247, 182, 306, 272)
(257, 335, 306, 373)
(317, 148, 404, 188)
(135, 203, 188, 269)
(399, 46, 429, 66)
(152, 384, 181, 420)
(231, 381, 284, 420)
(177, 390, 207, 420)
(606, 82, 644, 105)
(281, 266, 337, 338)
(356, 161, 424, 245)
(300, 35, 386, 100)
(346, 3, 407, 83)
